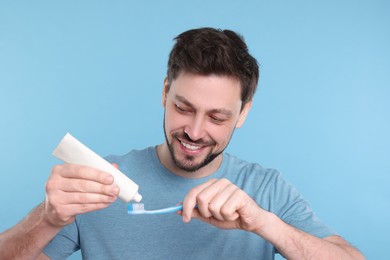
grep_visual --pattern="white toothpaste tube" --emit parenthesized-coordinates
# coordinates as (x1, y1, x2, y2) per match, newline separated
(52, 133, 142, 203)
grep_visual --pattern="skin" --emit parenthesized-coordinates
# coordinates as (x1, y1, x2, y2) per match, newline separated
(0, 71, 364, 259)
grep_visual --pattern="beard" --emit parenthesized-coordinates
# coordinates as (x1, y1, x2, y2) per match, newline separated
(163, 115, 227, 173)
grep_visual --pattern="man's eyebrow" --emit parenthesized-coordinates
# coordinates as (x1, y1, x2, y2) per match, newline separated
(209, 108, 233, 117)
(175, 95, 192, 106)
(175, 95, 233, 117)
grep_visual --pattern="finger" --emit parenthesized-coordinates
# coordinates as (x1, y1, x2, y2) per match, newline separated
(219, 189, 244, 221)
(53, 164, 114, 185)
(55, 190, 117, 204)
(208, 183, 240, 221)
(189, 208, 239, 230)
(182, 178, 218, 223)
(220, 187, 242, 221)
(195, 179, 232, 218)
(58, 178, 119, 196)
(56, 202, 113, 221)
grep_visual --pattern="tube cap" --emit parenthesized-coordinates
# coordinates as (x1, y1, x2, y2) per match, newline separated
(133, 193, 142, 203)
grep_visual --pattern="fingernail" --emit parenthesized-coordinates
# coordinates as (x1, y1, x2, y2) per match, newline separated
(109, 196, 117, 202)
(105, 175, 114, 183)
(183, 215, 190, 223)
(110, 186, 119, 195)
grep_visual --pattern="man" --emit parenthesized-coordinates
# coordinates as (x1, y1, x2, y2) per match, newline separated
(0, 27, 364, 259)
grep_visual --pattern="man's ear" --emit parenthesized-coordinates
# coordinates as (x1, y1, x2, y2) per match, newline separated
(162, 76, 170, 107)
(235, 100, 252, 128)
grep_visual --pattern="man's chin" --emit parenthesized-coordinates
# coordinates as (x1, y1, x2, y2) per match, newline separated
(174, 152, 219, 172)
(175, 159, 205, 172)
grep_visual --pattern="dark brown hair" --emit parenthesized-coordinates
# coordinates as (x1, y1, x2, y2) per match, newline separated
(167, 27, 259, 108)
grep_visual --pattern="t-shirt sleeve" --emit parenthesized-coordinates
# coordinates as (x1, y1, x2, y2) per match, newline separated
(43, 221, 80, 259)
(268, 174, 337, 257)
(250, 169, 337, 239)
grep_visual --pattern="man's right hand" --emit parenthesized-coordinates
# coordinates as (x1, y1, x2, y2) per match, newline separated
(0, 163, 119, 259)
(44, 164, 119, 227)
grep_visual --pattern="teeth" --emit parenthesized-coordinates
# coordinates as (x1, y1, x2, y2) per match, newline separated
(181, 141, 201, 150)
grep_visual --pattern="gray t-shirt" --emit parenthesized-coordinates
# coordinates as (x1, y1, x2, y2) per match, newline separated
(43, 146, 335, 259)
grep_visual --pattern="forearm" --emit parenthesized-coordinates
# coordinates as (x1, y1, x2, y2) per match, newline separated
(255, 213, 365, 260)
(0, 202, 61, 260)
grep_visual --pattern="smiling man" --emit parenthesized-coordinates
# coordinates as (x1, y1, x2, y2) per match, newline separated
(0, 28, 364, 259)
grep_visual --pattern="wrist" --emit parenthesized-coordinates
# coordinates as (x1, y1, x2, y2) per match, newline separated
(42, 198, 76, 228)
(37, 202, 60, 229)
(251, 210, 280, 239)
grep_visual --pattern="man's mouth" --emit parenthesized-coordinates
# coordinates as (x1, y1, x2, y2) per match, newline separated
(180, 141, 202, 151)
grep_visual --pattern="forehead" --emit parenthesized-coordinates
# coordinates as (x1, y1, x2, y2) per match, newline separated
(168, 72, 242, 112)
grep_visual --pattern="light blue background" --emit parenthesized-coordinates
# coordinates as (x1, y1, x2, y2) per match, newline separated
(1, 1, 389, 259)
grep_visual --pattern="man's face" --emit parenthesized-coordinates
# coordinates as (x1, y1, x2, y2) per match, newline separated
(161, 72, 251, 174)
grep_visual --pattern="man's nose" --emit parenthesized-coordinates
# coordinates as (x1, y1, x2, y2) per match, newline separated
(184, 115, 206, 141)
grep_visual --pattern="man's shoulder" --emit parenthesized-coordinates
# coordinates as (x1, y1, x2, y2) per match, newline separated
(224, 153, 278, 174)
(105, 146, 154, 161)
(222, 153, 282, 184)
(103, 146, 157, 171)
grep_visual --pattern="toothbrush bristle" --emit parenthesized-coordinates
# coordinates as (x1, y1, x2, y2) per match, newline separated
(128, 203, 145, 211)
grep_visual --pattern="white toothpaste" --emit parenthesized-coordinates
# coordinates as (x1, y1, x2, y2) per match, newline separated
(52, 133, 142, 203)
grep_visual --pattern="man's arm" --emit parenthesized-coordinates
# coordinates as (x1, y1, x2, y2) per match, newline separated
(0, 164, 119, 259)
(0, 203, 59, 260)
(181, 178, 365, 260)
(256, 212, 364, 259)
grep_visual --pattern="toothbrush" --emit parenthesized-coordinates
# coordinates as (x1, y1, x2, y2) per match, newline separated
(128, 203, 183, 215)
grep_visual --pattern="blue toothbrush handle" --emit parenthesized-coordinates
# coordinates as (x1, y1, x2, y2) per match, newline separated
(144, 205, 183, 214)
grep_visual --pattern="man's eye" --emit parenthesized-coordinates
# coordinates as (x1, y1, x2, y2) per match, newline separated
(175, 104, 188, 113)
(210, 116, 225, 123)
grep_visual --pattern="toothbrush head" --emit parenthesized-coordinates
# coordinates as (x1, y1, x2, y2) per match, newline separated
(128, 203, 146, 214)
